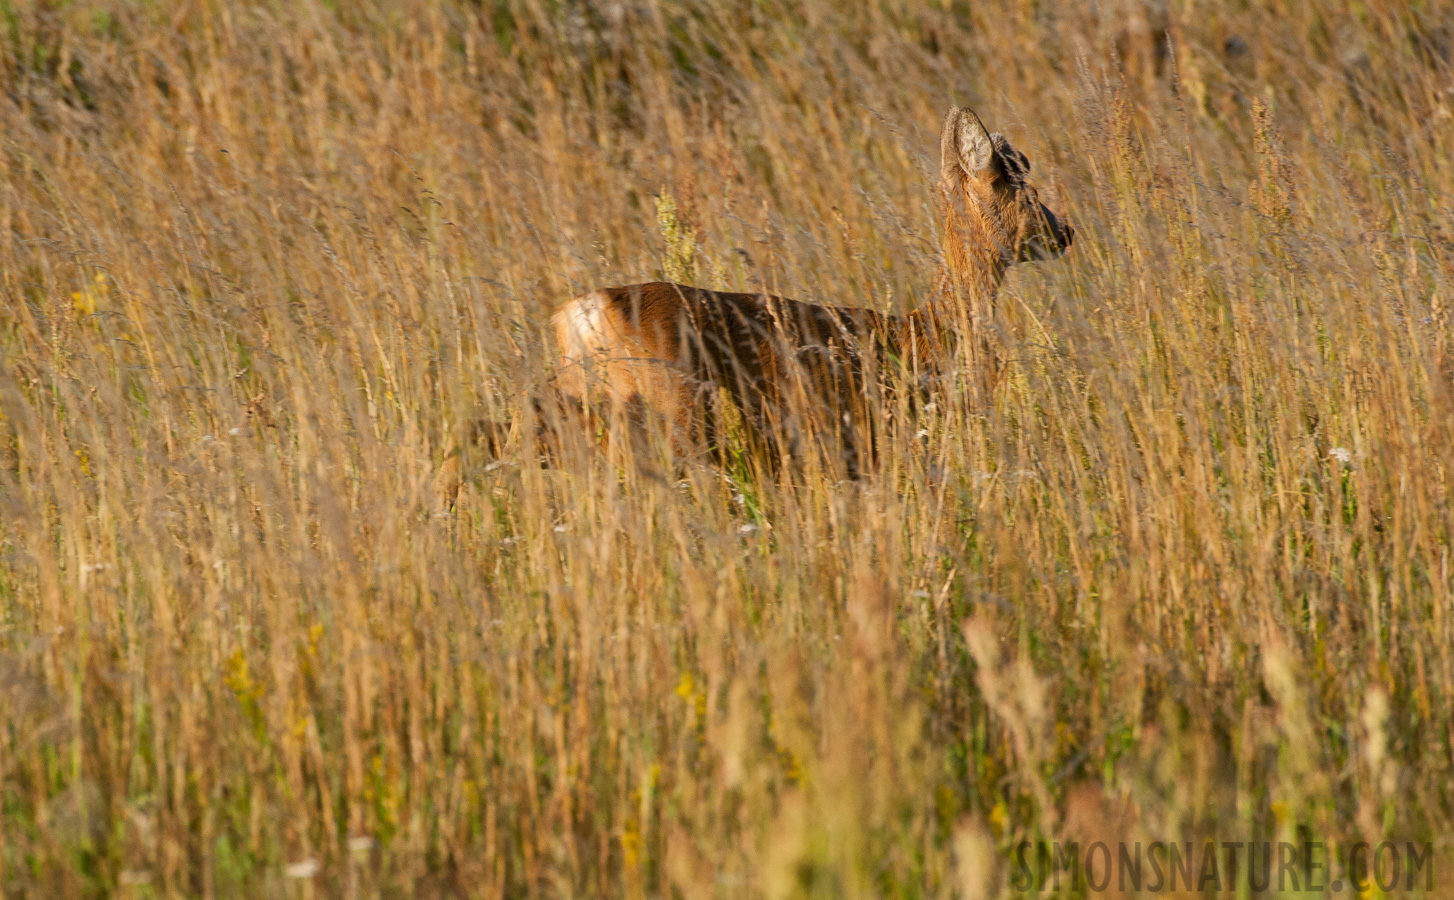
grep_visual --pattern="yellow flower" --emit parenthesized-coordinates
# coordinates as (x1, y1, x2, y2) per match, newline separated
(72, 272, 110, 316)
(989, 799, 1009, 835)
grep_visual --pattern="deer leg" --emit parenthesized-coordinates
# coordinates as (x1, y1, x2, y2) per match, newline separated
(432, 414, 515, 512)
(433, 394, 591, 512)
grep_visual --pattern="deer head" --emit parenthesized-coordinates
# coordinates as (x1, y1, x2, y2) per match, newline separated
(938, 106, 1073, 297)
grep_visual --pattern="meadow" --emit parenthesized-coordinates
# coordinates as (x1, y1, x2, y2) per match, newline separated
(1, 0, 1452, 896)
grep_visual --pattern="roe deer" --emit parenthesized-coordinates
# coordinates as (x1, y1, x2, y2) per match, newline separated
(435, 105, 1072, 505)
(550, 106, 1072, 468)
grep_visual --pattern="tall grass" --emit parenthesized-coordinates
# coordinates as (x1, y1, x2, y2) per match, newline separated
(2, 0, 1452, 896)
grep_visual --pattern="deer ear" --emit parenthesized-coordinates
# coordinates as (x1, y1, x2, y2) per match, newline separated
(941, 106, 996, 182)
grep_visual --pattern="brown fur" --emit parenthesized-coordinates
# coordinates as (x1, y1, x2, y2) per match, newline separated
(435, 106, 1072, 505)
(549, 106, 1073, 468)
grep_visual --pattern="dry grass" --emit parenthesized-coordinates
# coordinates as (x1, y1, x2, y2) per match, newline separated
(2, 0, 1453, 897)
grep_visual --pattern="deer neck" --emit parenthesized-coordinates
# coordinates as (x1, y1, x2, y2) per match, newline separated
(897, 205, 1009, 363)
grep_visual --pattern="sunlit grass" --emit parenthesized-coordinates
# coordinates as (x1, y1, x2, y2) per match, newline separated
(1, 1, 1452, 897)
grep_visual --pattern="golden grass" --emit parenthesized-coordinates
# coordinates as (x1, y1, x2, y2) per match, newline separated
(1, 0, 1452, 896)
